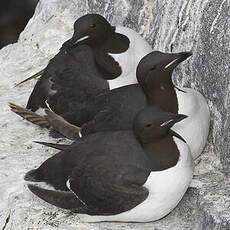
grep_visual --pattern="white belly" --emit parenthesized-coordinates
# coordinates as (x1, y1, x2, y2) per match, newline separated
(108, 26, 152, 89)
(172, 87, 210, 159)
(77, 137, 194, 223)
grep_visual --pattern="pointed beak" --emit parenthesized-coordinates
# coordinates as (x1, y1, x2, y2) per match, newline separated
(173, 114, 188, 123)
(60, 32, 90, 53)
(177, 51, 192, 63)
(60, 38, 74, 53)
(161, 114, 188, 127)
(164, 52, 192, 70)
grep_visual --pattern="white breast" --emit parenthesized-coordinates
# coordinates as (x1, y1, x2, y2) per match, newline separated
(77, 137, 194, 223)
(108, 26, 152, 89)
(172, 87, 210, 159)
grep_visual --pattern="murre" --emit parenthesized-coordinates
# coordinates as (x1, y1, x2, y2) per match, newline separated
(25, 106, 193, 222)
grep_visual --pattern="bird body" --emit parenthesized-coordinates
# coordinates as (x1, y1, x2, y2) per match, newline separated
(27, 44, 109, 125)
(24, 14, 151, 125)
(25, 107, 194, 222)
(76, 136, 193, 223)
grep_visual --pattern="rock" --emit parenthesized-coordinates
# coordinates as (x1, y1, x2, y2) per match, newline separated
(0, 0, 229, 229)
(0, 0, 39, 48)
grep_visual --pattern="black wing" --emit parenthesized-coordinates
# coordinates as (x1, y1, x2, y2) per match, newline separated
(26, 49, 70, 111)
(26, 70, 51, 111)
(27, 45, 109, 125)
(69, 163, 150, 215)
(81, 84, 146, 136)
(28, 184, 86, 212)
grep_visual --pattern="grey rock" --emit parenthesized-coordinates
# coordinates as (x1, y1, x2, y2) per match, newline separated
(0, 0, 230, 229)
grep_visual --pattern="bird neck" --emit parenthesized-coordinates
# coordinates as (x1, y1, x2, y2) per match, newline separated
(141, 131, 180, 171)
(143, 81, 178, 113)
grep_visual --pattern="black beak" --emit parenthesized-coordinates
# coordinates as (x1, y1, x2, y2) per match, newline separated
(164, 51, 192, 70)
(161, 114, 188, 128)
(177, 52, 192, 63)
(60, 38, 74, 53)
(173, 114, 188, 123)
(60, 31, 90, 54)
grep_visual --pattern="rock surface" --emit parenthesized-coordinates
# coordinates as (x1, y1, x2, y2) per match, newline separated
(0, 0, 229, 229)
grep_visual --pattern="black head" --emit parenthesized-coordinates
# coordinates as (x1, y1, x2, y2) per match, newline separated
(133, 106, 187, 144)
(136, 51, 192, 89)
(61, 14, 114, 52)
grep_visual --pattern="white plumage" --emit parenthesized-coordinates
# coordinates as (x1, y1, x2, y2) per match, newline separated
(108, 26, 152, 89)
(173, 87, 210, 159)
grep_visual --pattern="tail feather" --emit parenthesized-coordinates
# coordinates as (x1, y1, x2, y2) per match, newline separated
(28, 184, 85, 211)
(34, 141, 71, 150)
(9, 102, 50, 128)
(44, 109, 80, 140)
(14, 69, 45, 87)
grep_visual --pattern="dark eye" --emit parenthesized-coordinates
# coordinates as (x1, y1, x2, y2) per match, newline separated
(91, 24, 96, 28)
(146, 124, 152, 128)
(150, 66, 156, 71)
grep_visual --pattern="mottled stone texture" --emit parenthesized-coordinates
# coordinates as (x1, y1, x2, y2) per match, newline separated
(122, 0, 230, 175)
(0, 0, 230, 229)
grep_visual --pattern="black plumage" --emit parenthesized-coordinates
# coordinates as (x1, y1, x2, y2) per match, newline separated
(25, 14, 130, 125)
(11, 50, 191, 139)
(25, 106, 187, 215)
(27, 45, 109, 125)
(80, 51, 192, 136)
